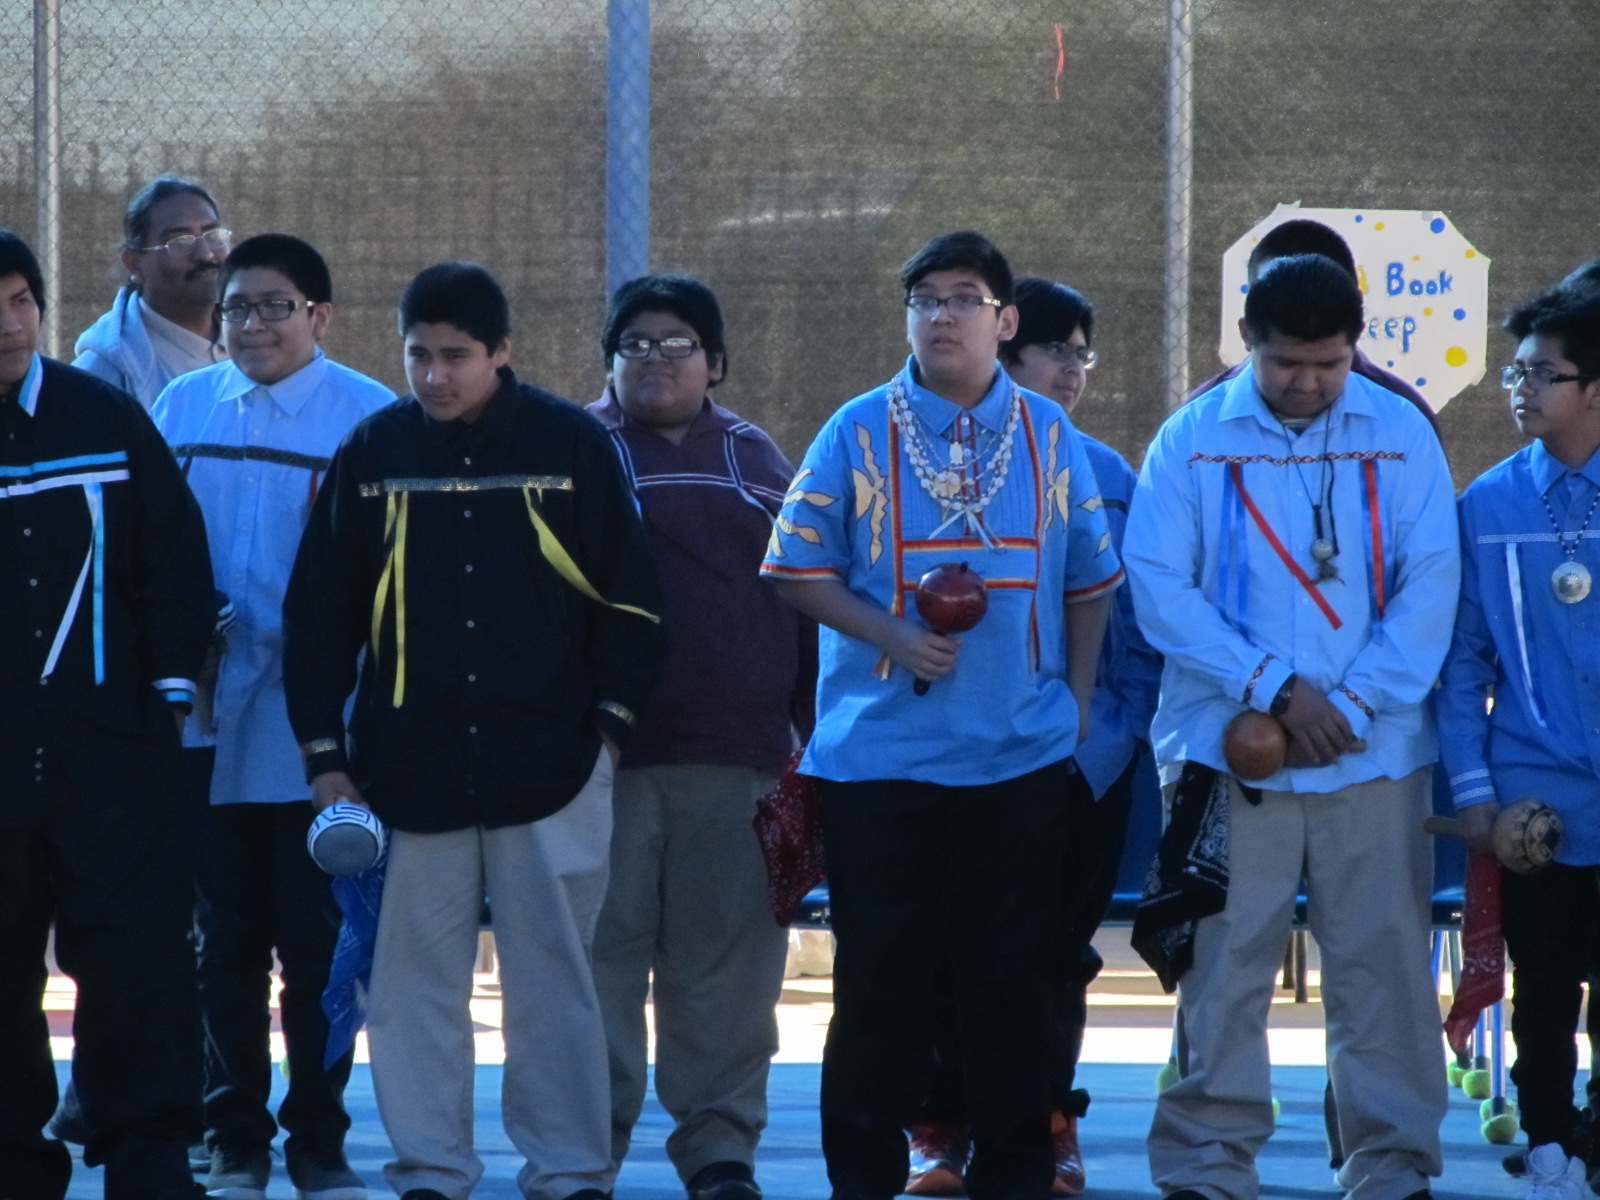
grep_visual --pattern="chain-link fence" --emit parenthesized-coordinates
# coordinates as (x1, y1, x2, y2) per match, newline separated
(5, 0, 1598, 487)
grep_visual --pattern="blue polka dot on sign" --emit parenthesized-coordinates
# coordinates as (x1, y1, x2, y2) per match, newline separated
(1430, 217, 1446, 233)
(1355, 215, 1364, 222)
(1416, 378, 1427, 387)
(1454, 308, 1466, 320)
(1387, 361, 1395, 368)
(1240, 284, 1248, 293)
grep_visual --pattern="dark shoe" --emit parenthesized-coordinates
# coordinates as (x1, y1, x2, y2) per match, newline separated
(687, 1162, 761, 1200)
(905, 1121, 969, 1197)
(205, 1146, 271, 1200)
(287, 1143, 366, 1200)
(400, 1192, 454, 1200)
(1506, 1149, 1529, 1176)
(1050, 1112, 1085, 1197)
(558, 1191, 613, 1200)
(1162, 1192, 1211, 1200)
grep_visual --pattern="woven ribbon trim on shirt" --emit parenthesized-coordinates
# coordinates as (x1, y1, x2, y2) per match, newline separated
(1188, 450, 1405, 468)
(1241, 654, 1276, 705)
(358, 475, 572, 497)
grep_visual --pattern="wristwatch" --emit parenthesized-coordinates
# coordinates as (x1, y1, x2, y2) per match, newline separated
(1269, 673, 1297, 717)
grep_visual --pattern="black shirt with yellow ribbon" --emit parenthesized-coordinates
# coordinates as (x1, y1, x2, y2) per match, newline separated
(283, 367, 665, 833)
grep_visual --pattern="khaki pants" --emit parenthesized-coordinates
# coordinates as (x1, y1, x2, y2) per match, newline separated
(591, 763, 787, 1185)
(1148, 769, 1445, 1200)
(368, 752, 615, 1200)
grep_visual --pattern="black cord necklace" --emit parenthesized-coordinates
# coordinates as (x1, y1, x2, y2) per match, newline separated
(1277, 411, 1339, 582)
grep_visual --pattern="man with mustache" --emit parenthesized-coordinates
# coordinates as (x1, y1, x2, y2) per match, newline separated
(74, 175, 230, 410)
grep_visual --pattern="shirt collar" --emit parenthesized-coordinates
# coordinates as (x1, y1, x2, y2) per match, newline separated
(14, 352, 42, 417)
(1215, 359, 1374, 432)
(137, 295, 220, 361)
(423, 364, 517, 446)
(1529, 438, 1600, 497)
(214, 349, 328, 416)
(901, 356, 1014, 434)
(590, 386, 738, 440)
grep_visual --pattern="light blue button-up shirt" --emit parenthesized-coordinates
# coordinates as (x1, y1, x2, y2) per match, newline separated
(1436, 440, 1600, 865)
(1123, 363, 1459, 793)
(1075, 434, 1162, 798)
(762, 358, 1123, 786)
(152, 351, 394, 804)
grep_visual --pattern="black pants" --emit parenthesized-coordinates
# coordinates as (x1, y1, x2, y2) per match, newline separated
(189, 749, 352, 1155)
(0, 728, 201, 1200)
(820, 758, 1071, 1200)
(919, 757, 1139, 1124)
(1503, 860, 1600, 1151)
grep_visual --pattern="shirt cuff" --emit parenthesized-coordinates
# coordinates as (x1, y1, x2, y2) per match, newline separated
(1447, 767, 1499, 811)
(1242, 656, 1293, 712)
(152, 678, 197, 713)
(594, 699, 638, 749)
(1327, 686, 1375, 740)
(300, 736, 349, 782)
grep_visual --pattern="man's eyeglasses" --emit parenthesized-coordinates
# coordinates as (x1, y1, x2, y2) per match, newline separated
(616, 336, 701, 359)
(1501, 364, 1596, 391)
(1036, 342, 1099, 370)
(905, 293, 1004, 317)
(217, 298, 316, 324)
(140, 229, 231, 257)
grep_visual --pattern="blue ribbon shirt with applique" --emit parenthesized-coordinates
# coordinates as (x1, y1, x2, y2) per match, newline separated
(761, 358, 1123, 786)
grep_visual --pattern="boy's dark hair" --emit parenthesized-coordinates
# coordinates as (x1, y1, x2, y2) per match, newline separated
(1559, 258, 1600, 297)
(122, 174, 219, 251)
(899, 230, 1015, 306)
(0, 228, 45, 313)
(1001, 277, 1094, 363)
(602, 274, 727, 383)
(1242, 254, 1364, 347)
(398, 262, 511, 350)
(1505, 286, 1600, 381)
(1246, 219, 1357, 284)
(220, 234, 333, 305)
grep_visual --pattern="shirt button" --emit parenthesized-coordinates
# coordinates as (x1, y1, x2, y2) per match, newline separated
(22, 528, 31, 536)
(28, 578, 36, 586)
(465, 564, 474, 573)
(464, 456, 473, 465)
(469, 725, 478, 734)
(463, 509, 472, 518)
(467, 674, 477, 683)
(466, 619, 475, 628)
(34, 629, 42, 638)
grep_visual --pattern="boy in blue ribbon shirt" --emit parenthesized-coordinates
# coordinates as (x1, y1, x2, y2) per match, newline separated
(1437, 281, 1600, 1200)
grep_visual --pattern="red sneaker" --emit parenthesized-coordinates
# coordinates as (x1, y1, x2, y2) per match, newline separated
(905, 1121, 969, 1197)
(1050, 1112, 1086, 1196)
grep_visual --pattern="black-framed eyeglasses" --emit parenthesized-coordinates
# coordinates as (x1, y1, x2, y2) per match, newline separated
(217, 298, 316, 324)
(905, 293, 1004, 317)
(1037, 342, 1099, 370)
(1501, 364, 1596, 391)
(140, 228, 231, 257)
(616, 336, 701, 360)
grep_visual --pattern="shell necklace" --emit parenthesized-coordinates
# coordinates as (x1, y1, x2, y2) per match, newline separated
(888, 373, 1022, 547)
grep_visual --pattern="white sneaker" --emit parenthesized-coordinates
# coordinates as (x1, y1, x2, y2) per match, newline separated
(1524, 1142, 1586, 1200)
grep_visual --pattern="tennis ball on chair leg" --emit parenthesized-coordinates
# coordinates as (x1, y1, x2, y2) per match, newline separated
(1482, 1113, 1520, 1144)
(1156, 1058, 1180, 1094)
(1462, 1069, 1492, 1100)
(1481, 1098, 1519, 1122)
(1446, 1061, 1466, 1087)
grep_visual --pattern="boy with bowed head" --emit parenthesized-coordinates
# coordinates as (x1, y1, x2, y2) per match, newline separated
(1125, 254, 1457, 1200)
(763, 231, 1121, 1200)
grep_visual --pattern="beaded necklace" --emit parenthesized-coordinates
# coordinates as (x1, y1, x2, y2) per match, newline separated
(887, 373, 1022, 547)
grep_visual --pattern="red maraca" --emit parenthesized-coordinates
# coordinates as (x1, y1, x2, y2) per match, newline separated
(912, 562, 988, 695)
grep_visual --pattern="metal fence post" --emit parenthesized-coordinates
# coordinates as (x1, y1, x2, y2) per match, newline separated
(33, 0, 61, 359)
(606, 0, 650, 298)
(1163, 0, 1194, 411)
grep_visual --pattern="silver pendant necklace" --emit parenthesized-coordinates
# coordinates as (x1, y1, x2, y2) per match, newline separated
(1540, 480, 1600, 604)
(1277, 411, 1339, 580)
